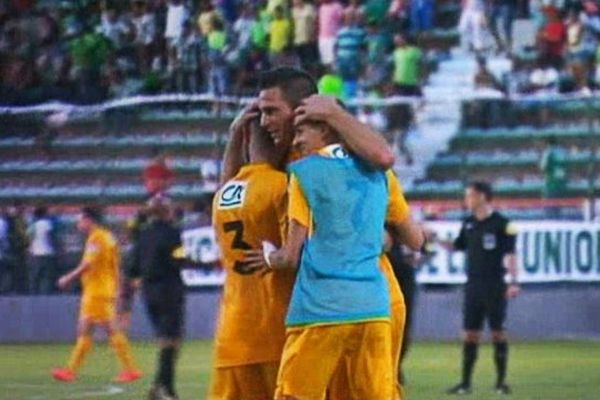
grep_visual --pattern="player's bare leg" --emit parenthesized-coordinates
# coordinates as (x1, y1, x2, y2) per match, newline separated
(101, 320, 142, 383)
(52, 318, 95, 382)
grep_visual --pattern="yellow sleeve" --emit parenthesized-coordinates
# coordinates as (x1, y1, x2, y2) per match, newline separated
(82, 236, 101, 266)
(288, 174, 311, 228)
(386, 170, 411, 224)
(274, 179, 289, 244)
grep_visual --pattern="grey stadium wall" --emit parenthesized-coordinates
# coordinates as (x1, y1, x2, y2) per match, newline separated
(1, 285, 600, 343)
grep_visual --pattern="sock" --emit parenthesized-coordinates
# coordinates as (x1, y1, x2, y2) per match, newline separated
(494, 341, 508, 386)
(109, 331, 138, 372)
(67, 335, 93, 372)
(158, 346, 178, 395)
(461, 342, 478, 387)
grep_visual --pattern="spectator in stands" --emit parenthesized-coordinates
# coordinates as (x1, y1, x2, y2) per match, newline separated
(164, 0, 189, 68)
(318, 0, 345, 66)
(144, 153, 175, 197)
(388, 0, 409, 33)
(69, 30, 111, 103)
(292, 0, 318, 70)
(98, 4, 133, 52)
(474, 56, 504, 93)
(268, 5, 293, 66)
(410, 0, 435, 34)
(171, 21, 201, 93)
(335, 11, 367, 99)
(344, 0, 365, 23)
(489, 0, 516, 53)
(392, 33, 423, 96)
(206, 16, 229, 112)
(459, 0, 489, 53)
(28, 206, 59, 295)
(131, 0, 157, 72)
(6, 203, 29, 294)
(538, 5, 566, 69)
(529, 58, 560, 93)
(363, 20, 392, 89)
(540, 136, 567, 201)
(197, 0, 216, 37)
(232, 4, 255, 56)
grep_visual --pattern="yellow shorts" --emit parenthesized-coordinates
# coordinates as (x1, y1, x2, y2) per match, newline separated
(328, 304, 406, 400)
(275, 321, 393, 400)
(80, 296, 116, 323)
(208, 362, 279, 400)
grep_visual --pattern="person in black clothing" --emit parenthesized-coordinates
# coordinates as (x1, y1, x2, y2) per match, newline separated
(129, 198, 184, 400)
(440, 182, 520, 396)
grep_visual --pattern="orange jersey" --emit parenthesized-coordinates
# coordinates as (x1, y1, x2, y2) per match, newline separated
(212, 163, 296, 367)
(80, 226, 120, 300)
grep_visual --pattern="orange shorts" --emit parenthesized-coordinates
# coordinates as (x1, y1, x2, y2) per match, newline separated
(276, 321, 393, 400)
(208, 362, 279, 400)
(80, 296, 116, 323)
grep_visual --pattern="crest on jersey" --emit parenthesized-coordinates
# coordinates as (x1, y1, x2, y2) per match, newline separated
(218, 181, 247, 210)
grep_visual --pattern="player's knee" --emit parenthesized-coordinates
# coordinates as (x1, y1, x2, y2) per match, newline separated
(464, 331, 481, 343)
(491, 330, 507, 342)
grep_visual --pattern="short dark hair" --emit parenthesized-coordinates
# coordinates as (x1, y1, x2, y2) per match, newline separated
(81, 206, 103, 223)
(34, 206, 48, 220)
(468, 181, 493, 201)
(258, 67, 318, 108)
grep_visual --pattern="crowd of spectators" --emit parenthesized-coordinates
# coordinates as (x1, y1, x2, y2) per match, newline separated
(465, 0, 600, 96)
(0, 0, 438, 105)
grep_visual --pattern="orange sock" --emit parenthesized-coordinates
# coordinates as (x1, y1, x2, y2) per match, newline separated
(109, 331, 138, 371)
(67, 335, 93, 372)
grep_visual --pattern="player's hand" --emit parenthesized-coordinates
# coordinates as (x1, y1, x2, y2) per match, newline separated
(230, 100, 260, 136)
(242, 249, 271, 275)
(294, 95, 342, 125)
(506, 284, 521, 298)
(57, 275, 72, 290)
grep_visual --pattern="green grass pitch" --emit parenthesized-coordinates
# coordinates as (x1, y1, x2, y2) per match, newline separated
(0, 340, 598, 399)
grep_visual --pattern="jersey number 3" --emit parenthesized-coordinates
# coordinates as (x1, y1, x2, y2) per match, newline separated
(223, 221, 260, 275)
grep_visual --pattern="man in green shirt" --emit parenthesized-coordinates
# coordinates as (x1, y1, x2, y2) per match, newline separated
(392, 33, 423, 96)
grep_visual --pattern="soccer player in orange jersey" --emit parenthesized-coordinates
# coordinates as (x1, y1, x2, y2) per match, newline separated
(208, 121, 296, 400)
(51, 207, 141, 383)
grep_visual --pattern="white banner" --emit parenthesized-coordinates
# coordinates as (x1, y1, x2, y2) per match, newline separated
(179, 221, 600, 286)
(418, 221, 600, 284)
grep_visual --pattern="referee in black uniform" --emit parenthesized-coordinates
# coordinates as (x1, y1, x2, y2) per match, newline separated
(441, 182, 520, 395)
(129, 198, 185, 400)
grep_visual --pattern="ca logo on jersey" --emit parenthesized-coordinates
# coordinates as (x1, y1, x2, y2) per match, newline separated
(218, 181, 247, 210)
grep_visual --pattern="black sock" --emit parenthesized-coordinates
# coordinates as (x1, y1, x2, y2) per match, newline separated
(158, 346, 178, 395)
(494, 341, 508, 386)
(461, 342, 478, 387)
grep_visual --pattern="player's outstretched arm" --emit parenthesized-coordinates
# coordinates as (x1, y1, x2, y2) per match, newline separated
(57, 261, 90, 290)
(294, 95, 395, 169)
(219, 101, 260, 185)
(388, 219, 425, 252)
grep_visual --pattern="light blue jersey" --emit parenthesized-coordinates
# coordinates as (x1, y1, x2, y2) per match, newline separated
(285, 147, 390, 326)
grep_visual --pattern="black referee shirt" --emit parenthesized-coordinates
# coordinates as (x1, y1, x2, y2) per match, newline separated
(454, 211, 516, 284)
(130, 220, 183, 285)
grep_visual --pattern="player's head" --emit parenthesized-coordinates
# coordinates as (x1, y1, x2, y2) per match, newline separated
(258, 67, 318, 149)
(293, 120, 339, 157)
(145, 196, 174, 222)
(465, 181, 493, 211)
(78, 206, 103, 232)
(248, 118, 287, 168)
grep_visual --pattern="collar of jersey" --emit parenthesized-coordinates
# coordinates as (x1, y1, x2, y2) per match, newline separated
(317, 143, 348, 159)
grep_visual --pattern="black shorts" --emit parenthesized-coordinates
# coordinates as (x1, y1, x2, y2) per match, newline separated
(143, 283, 185, 339)
(463, 283, 507, 332)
